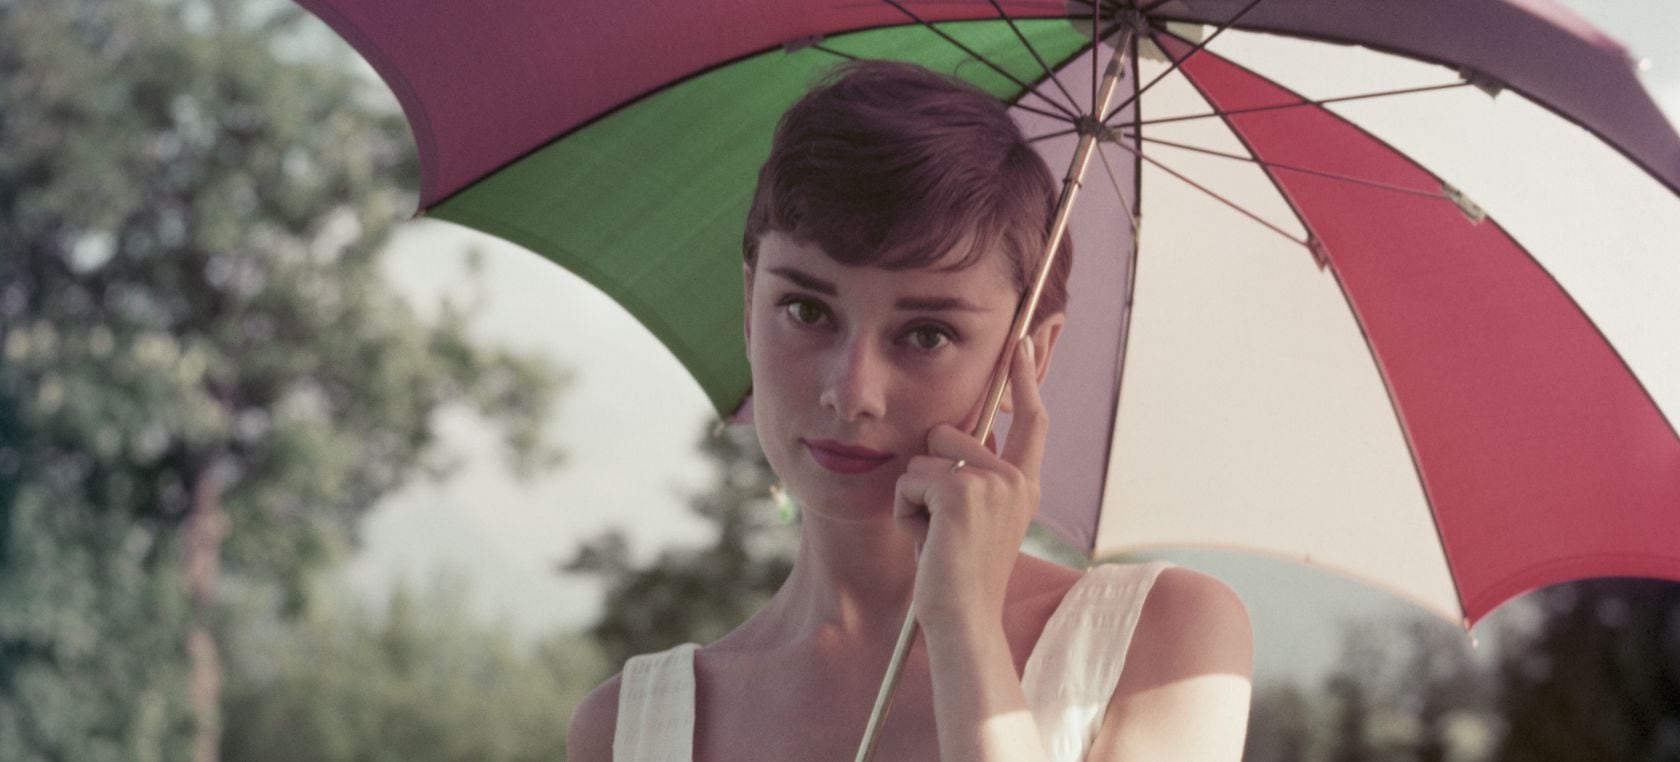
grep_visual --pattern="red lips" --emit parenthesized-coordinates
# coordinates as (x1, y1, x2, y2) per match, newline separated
(802, 439, 893, 474)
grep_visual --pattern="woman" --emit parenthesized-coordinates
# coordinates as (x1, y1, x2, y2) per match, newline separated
(570, 61, 1253, 761)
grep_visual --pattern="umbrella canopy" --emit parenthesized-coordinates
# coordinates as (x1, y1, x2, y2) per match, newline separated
(300, 0, 1680, 627)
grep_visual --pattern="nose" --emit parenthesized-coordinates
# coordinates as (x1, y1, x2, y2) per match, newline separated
(819, 336, 887, 422)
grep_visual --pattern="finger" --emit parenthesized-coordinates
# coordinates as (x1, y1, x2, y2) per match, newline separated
(924, 424, 1004, 472)
(906, 453, 964, 475)
(1000, 336, 1048, 481)
(893, 472, 934, 543)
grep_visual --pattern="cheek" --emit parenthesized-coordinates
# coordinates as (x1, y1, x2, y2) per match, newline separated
(748, 356, 814, 479)
(751, 350, 803, 400)
(887, 356, 986, 427)
(747, 320, 818, 413)
(748, 316, 805, 374)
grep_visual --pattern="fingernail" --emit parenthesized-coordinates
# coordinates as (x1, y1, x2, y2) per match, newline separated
(1023, 336, 1036, 362)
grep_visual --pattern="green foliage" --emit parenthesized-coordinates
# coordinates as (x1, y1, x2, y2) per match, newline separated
(0, 0, 565, 756)
(0, 493, 195, 762)
(221, 575, 605, 762)
(567, 423, 794, 668)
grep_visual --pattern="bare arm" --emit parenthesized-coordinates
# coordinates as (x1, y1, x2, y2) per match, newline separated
(898, 336, 1055, 761)
(921, 615, 1053, 761)
(1088, 567, 1254, 761)
(567, 674, 622, 762)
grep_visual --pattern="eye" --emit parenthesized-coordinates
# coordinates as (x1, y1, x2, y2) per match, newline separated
(904, 324, 954, 351)
(780, 297, 828, 326)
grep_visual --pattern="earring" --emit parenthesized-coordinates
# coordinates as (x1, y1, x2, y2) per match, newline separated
(769, 482, 799, 523)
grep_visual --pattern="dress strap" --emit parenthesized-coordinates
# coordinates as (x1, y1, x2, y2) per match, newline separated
(1020, 561, 1174, 762)
(613, 642, 698, 762)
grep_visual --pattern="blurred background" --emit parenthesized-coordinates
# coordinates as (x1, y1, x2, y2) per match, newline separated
(1, 0, 1676, 760)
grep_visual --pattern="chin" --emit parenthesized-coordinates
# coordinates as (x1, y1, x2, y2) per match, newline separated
(782, 468, 900, 523)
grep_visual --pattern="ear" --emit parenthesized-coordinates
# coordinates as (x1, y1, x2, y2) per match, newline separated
(742, 263, 755, 352)
(1028, 312, 1065, 385)
(998, 312, 1066, 414)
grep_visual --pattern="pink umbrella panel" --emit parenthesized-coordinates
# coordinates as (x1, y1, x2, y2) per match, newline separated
(298, 0, 1680, 627)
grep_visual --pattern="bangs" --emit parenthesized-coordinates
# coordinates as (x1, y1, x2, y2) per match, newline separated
(744, 61, 1071, 321)
(769, 167, 1006, 275)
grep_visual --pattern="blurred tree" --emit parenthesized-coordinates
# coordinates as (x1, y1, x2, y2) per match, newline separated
(1257, 585, 1680, 762)
(1244, 680, 1320, 762)
(1324, 624, 1386, 762)
(1280, 616, 1499, 762)
(0, 0, 563, 759)
(565, 423, 794, 669)
(1394, 618, 1490, 762)
(1494, 579, 1680, 762)
(220, 574, 604, 762)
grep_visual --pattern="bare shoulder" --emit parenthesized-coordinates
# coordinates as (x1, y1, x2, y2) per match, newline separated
(1137, 566, 1253, 670)
(1012, 552, 1084, 602)
(567, 673, 622, 762)
(1088, 566, 1254, 762)
(1002, 552, 1084, 634)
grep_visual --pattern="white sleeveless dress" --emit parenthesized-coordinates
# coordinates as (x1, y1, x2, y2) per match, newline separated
(611, 561, 1173, 761)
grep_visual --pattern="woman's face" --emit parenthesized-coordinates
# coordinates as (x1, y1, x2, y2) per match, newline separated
(744, 231, 1049, 521)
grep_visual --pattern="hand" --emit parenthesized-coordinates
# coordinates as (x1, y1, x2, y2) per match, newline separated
(894, 335, 1047, 635)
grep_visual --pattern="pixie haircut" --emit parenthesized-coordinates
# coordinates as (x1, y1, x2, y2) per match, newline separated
(743, 60, 1072, 325)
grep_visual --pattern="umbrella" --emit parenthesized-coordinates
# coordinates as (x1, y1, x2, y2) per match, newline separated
(300, 0, 1680, 670)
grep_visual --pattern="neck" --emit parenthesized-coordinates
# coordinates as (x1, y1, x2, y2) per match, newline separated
(761, 508, 919, 645)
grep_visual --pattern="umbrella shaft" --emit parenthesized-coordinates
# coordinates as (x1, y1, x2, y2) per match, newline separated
(976, 36, 1131, 442)
(855, 32, 1135, 760)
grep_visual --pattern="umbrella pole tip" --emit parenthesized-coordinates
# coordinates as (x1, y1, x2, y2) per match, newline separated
(1460, 617, 1481, 649)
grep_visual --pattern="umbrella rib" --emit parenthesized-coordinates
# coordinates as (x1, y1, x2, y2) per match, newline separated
(1060, 3, 1122, 112)
(1090, 0, 1099, 109)
(1106, 138, 1309, 248)
(1009, 19, 1124, 128)
(1102, 0, 1270, 124)
(983, 0, 1082, 116)
(1133, 134, 1450, 200)
(1093, 141, 1141, 237)
(811, 43, 862, 62)
(881, 0, 1079, 122)
(1141, 24, 1326, 266)
(1028, 127, 1080, 143)
(1014, 99, 1085, 123)
(1135, 82, 1473, 127)
(1067, 0, 1139, 111)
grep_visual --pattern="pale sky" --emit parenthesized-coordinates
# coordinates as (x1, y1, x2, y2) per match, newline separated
(339, 0, 1680, 686)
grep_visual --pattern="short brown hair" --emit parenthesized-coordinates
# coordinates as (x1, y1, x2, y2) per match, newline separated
(743, 61, 1072, 325)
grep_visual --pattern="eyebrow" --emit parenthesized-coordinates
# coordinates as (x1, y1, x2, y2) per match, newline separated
(767, 266, 991, 312)
(893, 295, 988, 312)
(768, 266, 835, 296)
